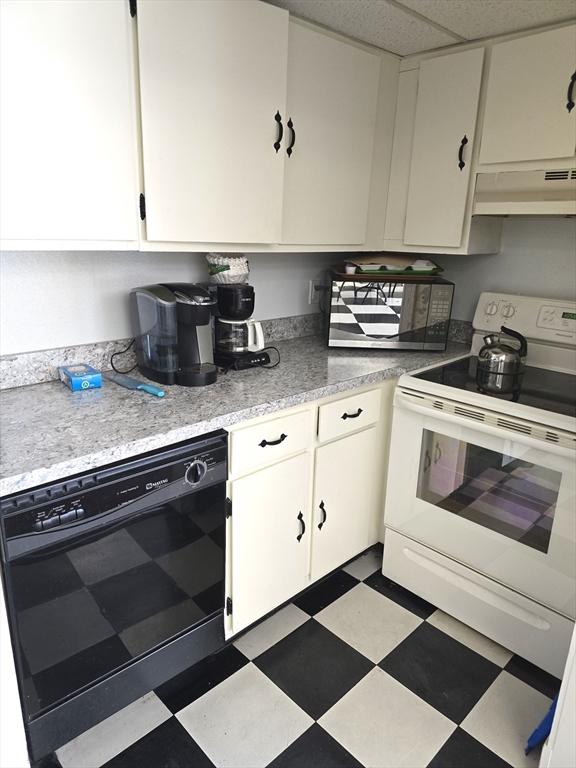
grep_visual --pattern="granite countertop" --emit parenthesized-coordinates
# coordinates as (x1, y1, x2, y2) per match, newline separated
(0, 336, 469, 496)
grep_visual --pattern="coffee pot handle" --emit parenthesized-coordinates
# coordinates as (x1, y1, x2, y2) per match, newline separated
(253, 322, 265, 351)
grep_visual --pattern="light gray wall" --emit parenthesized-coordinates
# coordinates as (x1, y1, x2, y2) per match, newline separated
(0, 251, 335, 355)
(2, 218, 574, 355)
(442, 218, 576, 321)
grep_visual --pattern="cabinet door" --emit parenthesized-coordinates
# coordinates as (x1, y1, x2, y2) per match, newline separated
(0, 0, 139, 244)
(281, 23, 380, 245)
(312, 427, 380, 581)
(137, 0, 288, 244)
(403, 48, 484, 248)
(230, 453, 310, 634)
(480, 26, 576, 164)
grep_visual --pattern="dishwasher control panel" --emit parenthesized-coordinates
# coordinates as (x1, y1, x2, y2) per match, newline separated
(1, 432, 228, 539)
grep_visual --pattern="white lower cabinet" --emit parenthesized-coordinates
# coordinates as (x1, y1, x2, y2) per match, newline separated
(311, 427, 380, 581)
(227, 387, 390, 637)
(229, 452, 311, 634)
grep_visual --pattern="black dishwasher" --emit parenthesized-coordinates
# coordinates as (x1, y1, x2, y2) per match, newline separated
(0, 430, 228, 762)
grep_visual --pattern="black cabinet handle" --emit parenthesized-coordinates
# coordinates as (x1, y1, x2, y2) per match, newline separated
(259, 433, 287, 448)
(286, 118, 296, 157)
(341, 408, 363, 421)
(318, 500, 327, 530)
(567, 72, 576, 113)
(274, 111, 283, 152)
(297, 511, 305, 542)
(458, 135, 468, 171)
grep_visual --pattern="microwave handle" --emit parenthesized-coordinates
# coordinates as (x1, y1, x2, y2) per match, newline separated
(395, 391, 574, 459)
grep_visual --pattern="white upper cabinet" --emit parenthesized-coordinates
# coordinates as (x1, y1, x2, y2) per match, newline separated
(403, 48, 485, 248)
(0, 0, 139, 247)
(281, 23, 381, 245)
(137, 0, 288, 244)
(480, 26, 576, 165)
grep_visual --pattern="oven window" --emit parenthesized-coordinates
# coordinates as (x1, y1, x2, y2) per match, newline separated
(416, 429, 561, 554)
(9, 484, 225, 719)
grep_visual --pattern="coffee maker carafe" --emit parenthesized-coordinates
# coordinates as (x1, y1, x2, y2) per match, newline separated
(130, 283, 217, 386)
(213, 283, 271, 370)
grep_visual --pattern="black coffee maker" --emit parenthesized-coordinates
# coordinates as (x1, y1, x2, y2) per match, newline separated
(130, 283, 217, 386)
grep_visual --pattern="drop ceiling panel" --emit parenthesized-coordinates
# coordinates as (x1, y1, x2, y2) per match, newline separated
(397, 0, 576, 40)
(266, 0, 460, 55)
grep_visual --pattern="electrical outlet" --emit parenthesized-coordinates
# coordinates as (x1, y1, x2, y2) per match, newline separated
(308, 279, 322, 305)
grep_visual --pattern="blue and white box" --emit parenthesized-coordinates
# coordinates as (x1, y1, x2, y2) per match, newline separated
(58, 364, 102, 391)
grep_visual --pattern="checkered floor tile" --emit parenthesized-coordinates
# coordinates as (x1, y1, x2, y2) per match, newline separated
(46, 546, 561, 768)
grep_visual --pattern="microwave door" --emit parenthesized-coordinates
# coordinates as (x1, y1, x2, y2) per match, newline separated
(397, 284, 431, 343)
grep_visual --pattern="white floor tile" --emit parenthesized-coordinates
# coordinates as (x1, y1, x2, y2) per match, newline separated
(176, 662, 313, 768)
(427, 610, 514, 667)
(462, 671, 552, 767)
(233, 604, 309, 660)
(343, 548, 382, 581)
(319, 667, 456, 768)
(56, 692, 171, 768)
(315, 582, 422, 663)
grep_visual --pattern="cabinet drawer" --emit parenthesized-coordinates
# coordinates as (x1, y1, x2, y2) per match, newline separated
(230, 410, 312, 476)
(318, 388, 381, 443)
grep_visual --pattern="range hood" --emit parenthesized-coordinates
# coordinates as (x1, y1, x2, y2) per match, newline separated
(473, 169, 576, 216)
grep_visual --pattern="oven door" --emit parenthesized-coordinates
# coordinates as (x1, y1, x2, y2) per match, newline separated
(385, 389, 576, 618)
(3, 482, 225, 722)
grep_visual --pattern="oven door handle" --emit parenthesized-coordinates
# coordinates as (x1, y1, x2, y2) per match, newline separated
(395, 391, 575, 458)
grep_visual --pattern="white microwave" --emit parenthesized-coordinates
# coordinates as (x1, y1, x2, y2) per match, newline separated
(327, 275, 454, 351)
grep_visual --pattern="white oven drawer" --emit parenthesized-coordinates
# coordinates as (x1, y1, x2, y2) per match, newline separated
(230, 409, 312, 476)
(383, 529, 574, 678)
(318, 388, 381, 443)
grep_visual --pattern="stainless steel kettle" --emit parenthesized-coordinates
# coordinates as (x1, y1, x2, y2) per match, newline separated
(476, 326, 528, 396)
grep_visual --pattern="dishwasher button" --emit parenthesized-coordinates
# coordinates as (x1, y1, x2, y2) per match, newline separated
(42, 515, 60, 530)
(59, 510, 78, 524)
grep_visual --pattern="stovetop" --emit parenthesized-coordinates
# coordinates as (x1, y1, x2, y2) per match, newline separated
(414, 356, 576, 418)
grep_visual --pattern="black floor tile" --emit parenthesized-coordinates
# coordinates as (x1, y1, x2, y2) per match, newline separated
(90, 562, 189, 632)
(268, 724, 363, 768)
(32, 753, 62, 768)
(428, 728, 512, 768)
(364, 571, 436, 619)
(293, 570, 359, 616)
(254, 619, 372, 719)
(505, 655, 561, 699)
(154, 645, 249, 713)
(104, 717, 214, 768)
(380, 622, 500, 723)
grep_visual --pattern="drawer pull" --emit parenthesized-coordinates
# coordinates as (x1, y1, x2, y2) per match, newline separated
(297, 511, 305, 542)
(341, 408, 363, 421)
(259, 433, 287, 448)
(318, 500, 327, 530)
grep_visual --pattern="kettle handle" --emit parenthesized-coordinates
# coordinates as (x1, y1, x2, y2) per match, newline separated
(501, 326, 528, 357)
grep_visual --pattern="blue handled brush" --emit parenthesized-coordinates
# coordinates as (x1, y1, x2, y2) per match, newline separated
(107, 372, 165, 397)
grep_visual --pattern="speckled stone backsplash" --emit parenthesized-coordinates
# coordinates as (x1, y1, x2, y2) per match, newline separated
(0, 313, 324, 390)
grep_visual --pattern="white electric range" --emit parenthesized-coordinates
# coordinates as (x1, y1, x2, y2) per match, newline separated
(383, 293, 576, 677)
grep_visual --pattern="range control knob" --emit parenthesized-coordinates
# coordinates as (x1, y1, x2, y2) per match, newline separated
(501, 303, 516, 319)
(185, 460, 208, 485)
(485, 301, 498, 316)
